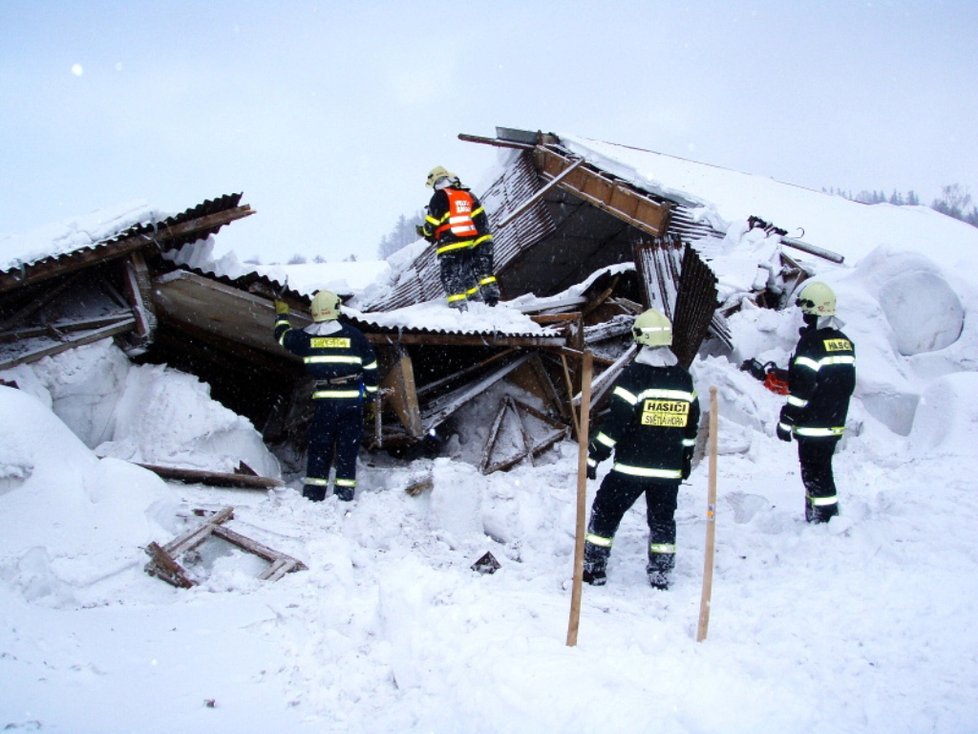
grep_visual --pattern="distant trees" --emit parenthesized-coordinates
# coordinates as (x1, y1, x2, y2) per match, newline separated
(823, 187, 921, 206)
(377, 211, 425, 259)
(931, 184, 978, 227)
(287, 254, 307, 265)
(825, 183, 977, 229)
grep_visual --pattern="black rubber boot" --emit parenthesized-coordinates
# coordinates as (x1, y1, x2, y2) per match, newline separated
(302, 485, 326, 502)
(583, 540, 610, 585)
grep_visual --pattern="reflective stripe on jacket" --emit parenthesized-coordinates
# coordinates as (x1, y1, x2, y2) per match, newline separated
(781, 326, 855, 437)
(587, 361, 700, 481)
(274, 316, 379, 402)
(423, 186, 492, 256)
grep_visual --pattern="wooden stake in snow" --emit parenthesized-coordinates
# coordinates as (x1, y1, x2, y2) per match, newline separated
(697, 386, 719, 642)
(566, 349, 594, 647)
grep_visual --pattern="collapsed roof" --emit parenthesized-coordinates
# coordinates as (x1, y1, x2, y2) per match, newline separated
(2, 126, 843, 476)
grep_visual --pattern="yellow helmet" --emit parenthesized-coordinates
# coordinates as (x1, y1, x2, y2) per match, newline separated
(795, 281, 836, 316)
(426, 165, 455, 188)
(310, 290, 341, 322)
(632, 308, 673, 347)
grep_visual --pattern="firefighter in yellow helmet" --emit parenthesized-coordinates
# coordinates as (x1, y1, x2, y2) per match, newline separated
(583, 308, 700, 589)
(274, 290, 379, 502)
(777, 281, 855, 522)
(419, 166, 500, 310)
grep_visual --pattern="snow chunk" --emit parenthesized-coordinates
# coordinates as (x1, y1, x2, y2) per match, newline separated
(97, 362, 280, 477)
(908, 372, 978, 458)
(879, 271, 963, 355)
(0, 386, 179, 606)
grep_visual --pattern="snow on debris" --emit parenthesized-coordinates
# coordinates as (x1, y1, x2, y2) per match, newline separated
(0, 201, 163, 272)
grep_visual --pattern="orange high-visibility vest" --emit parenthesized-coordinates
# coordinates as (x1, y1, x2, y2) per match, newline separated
(434, 189, 478, 241)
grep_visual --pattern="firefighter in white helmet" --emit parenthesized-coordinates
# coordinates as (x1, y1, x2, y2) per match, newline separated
(777, 281, 855, 522)
(274, 290, 379, 502)
(583, 308, 700, 589)
(419, 166, 500, 310)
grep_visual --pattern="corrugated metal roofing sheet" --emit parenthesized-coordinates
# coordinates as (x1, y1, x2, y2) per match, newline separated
(163, 264, 562, 342)
(0, 193, 247, 281)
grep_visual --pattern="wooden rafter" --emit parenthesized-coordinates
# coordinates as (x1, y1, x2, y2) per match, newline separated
(136, 462, 283, 490)
(532, 147, 672, 237)
(479, 395, 570, 475)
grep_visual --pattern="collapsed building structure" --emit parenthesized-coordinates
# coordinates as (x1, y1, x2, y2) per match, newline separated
(0, 127, 842, 483)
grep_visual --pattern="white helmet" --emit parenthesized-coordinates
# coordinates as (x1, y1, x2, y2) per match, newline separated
(310, 290, 341, 322)
(632, 308, 673, 347)
(795, 281, 836, 316)
(426, 165, 456, 188)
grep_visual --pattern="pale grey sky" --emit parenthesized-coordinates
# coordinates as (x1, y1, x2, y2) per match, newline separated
(2, 0, 976, 264)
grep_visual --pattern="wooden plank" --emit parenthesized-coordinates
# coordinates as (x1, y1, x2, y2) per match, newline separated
(260, 558, 301, 582)
(567, 350, 594, 647)
(0, 312, 136, 343)
(162, 506, 235, 556)
(479, 399, 512, 474)
(533, 147, 671, 236)
(144, 505, 306, 587)
(212, 525, 307, 571)
(152, 270, 295, 359)
(404, 475, 434, 496)
(0, 317, 136, 370)
(497, 157, 586, 228)
(145, 541, 196, 588)
(136, 462, 283, 490)
(458, 132, 535, 150)
(122, 251, 156, 339)
(421, 354, 530, 432)
(0, 272, 86, 331)
(380, 347, 423, 438)
(483, 427, 569, 474)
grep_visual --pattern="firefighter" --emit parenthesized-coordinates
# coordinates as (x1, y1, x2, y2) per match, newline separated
(583, 308, 700, 590)
(777, 281, 856, 523)
(274, 290, 379, 502)
(419, 166, 500, 309)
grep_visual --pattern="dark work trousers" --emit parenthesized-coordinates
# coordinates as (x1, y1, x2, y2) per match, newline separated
(470, 242, 500, 303)
(303, 399, 363, 501)
(586, 471, 680, 574)
(797, 436, 840, 522)
(437, 250, 472, 308)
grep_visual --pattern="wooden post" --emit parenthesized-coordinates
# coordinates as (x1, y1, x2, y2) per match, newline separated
(566, 349, 594, 647)
(697, 386, 719, 642)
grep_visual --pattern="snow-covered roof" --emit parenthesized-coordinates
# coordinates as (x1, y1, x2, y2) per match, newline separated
(558, 132, 978, 273)
(0, 194, 252, 279)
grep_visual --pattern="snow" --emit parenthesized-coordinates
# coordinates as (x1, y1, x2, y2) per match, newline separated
(3, 149, 978, 733)
(0, 201, 163, 272)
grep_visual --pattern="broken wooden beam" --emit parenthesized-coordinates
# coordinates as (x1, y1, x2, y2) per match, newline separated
(144, 506, 305, 588)
(0, 317, 137, 371)
(136, 463, 284, 490)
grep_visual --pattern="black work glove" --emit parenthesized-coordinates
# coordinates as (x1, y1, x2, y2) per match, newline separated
(777, 405, 795, 442)
(586, 463, 597, 480)
(681, 453, 692, 480)
(415, 224, 425, 238)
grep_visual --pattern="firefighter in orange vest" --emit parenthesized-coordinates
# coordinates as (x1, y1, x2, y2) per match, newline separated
(419, 166, 500, 309)
(274, 290, 379, 502)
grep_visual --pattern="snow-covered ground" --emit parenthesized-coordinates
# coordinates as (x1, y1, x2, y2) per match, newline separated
(3, 154, 978, 732)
